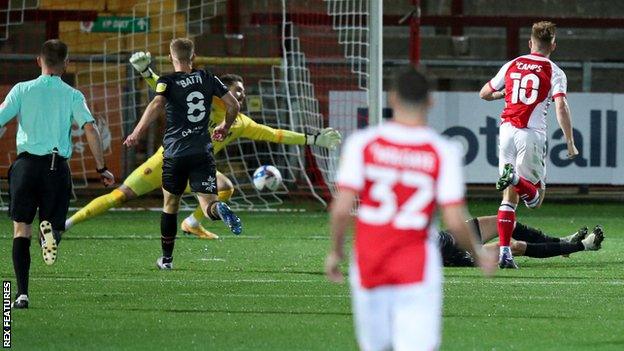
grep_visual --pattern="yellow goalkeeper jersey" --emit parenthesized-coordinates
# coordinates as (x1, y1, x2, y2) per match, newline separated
(209, 97, 305, 153)
(123, 96, 306, 196)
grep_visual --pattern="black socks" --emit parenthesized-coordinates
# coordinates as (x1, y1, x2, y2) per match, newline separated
(12, 237, 31, 296)
(512, 222, 560, 244)
(160, 212, 178, 258)
(523, 241, 584, 258)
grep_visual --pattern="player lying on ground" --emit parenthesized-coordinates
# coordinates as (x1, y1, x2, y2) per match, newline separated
(439, 216, 605, 267)
(123, 38, 242, 270)
(65, 52, 341, 238)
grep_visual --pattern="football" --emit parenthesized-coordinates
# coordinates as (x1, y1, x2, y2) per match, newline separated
(252, 165, 283, 191)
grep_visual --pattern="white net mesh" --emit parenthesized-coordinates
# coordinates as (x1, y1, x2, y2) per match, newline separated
(0, 0, 373, 210)
(72, 0, 227, 206)
(324, 0, 369, 90)
(321, 0, 370, 187)
(0, 0, 39, 41)
(74, 0, 332, 210)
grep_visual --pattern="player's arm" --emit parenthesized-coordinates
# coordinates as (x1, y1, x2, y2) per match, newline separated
(325, 134, 364, 283)
(554, 96, 578, 159)
(326, 188, 356, 283)
(437, 142, 495, 276)
(129, 52, 160, 90)
(212, 92, 240, 142)
(442, 205, 494, 275)
(480, 61, 511, 101)
(83, 123, 115, 186)
(124, 95, 166, 147)
(211, 73, 240, 141)
(71, 90, 114, 186)
(479, 83, 505, 101)
(0, 84, 21, 128)
(239, 114, 342, 149)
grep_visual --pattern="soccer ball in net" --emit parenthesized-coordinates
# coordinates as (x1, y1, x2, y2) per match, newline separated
(252, 165, 283, 191)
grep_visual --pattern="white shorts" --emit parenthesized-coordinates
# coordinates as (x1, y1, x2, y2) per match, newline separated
(350, 243, 442, 351)
(499, 122, 547, 185)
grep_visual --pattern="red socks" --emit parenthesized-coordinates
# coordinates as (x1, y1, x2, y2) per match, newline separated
(497, 203, 516, 247)
(514, 177, 540, 208)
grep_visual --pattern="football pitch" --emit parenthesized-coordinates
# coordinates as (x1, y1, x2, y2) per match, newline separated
(1, 200, 623, 350)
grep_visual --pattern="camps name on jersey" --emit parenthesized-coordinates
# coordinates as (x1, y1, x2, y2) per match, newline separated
(175, 74, 203, 88)
(515, 61, 543, 72)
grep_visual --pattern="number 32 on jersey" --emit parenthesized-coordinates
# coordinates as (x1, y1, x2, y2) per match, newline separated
(359, 165, 434, 230)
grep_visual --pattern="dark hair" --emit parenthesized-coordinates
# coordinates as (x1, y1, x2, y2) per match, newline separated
(170, 38, 194, 63)
(391, 66, 429, 106)
(220, 73, 243, 87)
(41, 39, 68, 68)
(532, 21, 556, 45)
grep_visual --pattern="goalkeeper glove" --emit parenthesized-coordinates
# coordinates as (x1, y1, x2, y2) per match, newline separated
(306, 128, 342, 150)
(129, 51, 153, 78)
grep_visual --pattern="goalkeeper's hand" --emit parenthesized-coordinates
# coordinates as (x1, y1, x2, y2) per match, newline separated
(129, 51, 153, 78)
(306, 128, 342, 149)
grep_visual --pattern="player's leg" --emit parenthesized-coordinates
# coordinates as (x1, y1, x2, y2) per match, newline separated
(509, 129, 546, 208)
(496, 123, 520, 268)
(478, 216, 585, 245)
(196, 192, 242, 235)
(513, 226, 604, 258)
(472, 216, 497, 242)
(190, 155, 241, 235)
(157, 156, 188, 270)
(65, 186, 134, 230)
(514, 222, 579, 244)
(498, 187, 519, 269)
(350, 267, 392, 351)
(158, 188, 182, 270)
(12, 222, 32, 309)
(181, 172, 234, 239)
(37, 158, 71, 265)
(65, 149, 165, 230)
(8, 157, 40, 309)
(392, 265, 442, 351)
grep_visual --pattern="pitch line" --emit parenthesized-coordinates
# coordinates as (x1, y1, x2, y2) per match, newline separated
(31, 277, 323, 283)
(28, 276, 624, 286)
(40, 291, 350, 299)
(445, 278, 624, 286)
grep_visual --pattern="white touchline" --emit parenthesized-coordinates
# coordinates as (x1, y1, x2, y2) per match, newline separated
(40, 291, 350, 298)
(32, 277, 323, 283)
(444, 279, 624, 286)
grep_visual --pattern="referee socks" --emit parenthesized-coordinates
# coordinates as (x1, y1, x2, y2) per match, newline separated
(12, 237, 31, 296)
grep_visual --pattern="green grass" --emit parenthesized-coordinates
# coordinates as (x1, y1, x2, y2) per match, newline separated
(1, 200, 623, 350)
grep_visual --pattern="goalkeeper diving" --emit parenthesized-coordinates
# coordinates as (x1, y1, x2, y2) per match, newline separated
(65, 51, 342, 238)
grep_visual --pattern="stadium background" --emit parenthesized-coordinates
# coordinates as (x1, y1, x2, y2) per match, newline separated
(1, 0, 623, 209)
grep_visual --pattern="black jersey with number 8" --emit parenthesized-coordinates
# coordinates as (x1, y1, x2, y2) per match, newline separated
(155, 69, 228, 158)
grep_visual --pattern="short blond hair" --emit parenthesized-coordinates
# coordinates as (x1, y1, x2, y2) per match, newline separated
(531, 21, 556, 46)
(170, 38, 194, 63)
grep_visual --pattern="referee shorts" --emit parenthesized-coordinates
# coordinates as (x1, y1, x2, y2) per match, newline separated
(8, 152, 72, 231)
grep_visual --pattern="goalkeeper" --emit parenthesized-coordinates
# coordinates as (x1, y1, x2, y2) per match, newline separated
(65, 52, 342, 238)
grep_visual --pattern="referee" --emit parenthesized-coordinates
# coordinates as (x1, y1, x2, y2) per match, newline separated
(0, 39, 115, 309)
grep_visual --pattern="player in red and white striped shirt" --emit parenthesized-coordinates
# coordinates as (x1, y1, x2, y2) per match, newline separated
(326, 67, 495, 351)
(479, 21, 579, 269)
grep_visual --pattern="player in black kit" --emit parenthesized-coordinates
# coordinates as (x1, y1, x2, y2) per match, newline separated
(440, 216, 605, 267)
(124, 38, 241, 270)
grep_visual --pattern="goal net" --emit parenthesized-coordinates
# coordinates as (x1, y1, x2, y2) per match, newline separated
(0, 0, 374, 210)
(0, 0, 39, 41)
